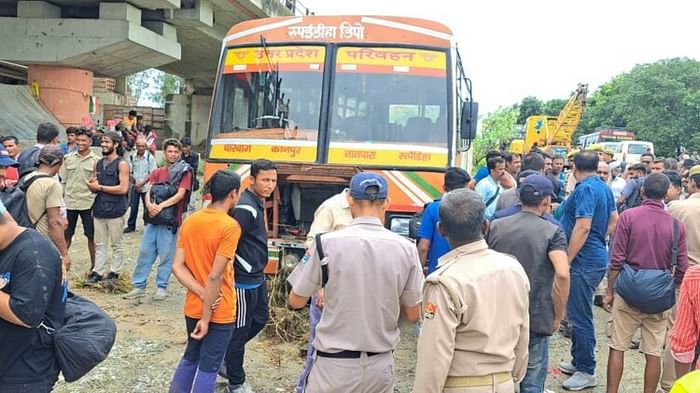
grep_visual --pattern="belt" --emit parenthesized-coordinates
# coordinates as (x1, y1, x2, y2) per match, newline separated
(316, 350, 385, 359)
(444, 372, 512, 388)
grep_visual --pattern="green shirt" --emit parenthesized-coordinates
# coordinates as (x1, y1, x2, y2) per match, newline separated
(61, 150, 100, 211)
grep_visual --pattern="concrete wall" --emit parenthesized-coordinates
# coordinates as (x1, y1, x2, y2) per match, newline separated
(165, 93, 211, 147)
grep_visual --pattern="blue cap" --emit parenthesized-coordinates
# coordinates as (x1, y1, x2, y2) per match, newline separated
(349, 173, 388, 200)
(0, 144, 18, 168)
(519, 174, 556, 199)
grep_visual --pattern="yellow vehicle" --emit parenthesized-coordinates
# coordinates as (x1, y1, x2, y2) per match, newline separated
(521, 83, 588, 156)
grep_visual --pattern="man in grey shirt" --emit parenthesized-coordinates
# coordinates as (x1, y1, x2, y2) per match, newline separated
(488, 174, 570, 393)
(287, 173, 423, 393)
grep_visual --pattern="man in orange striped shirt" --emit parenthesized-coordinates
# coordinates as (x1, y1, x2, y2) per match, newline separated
(670, 265, 700, 379)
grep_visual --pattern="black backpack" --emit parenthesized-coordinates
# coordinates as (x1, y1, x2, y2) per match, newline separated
(52, 292, 117, 382)
(17, 146, 41, 178)
(144, 160, 192, 228)
(622, 178, 645, 212)
(0, 173, 53, 228)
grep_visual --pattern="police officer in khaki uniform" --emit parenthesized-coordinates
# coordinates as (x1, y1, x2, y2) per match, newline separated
(413, 189, 530, 393)
(288, 173, 424, 393)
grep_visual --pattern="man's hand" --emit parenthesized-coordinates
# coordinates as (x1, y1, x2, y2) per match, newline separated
(148, 204, 162, 217)
(135, 184, 143, 193)
(316, 288, 324, 309)
(62, 254, 72, 272)
(603, 293, 614, 313)
(86, 178, 100, 193)
(190, 320, 209, 340)
(552, 318, 562, 334)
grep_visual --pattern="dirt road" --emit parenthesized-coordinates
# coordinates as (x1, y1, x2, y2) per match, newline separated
(53, 226, 647, 393)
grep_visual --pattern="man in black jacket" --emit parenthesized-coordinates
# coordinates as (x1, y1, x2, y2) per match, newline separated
(222, 159, 277, 393)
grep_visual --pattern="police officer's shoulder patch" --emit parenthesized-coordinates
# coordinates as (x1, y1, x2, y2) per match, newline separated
(423, 302, 437, 320)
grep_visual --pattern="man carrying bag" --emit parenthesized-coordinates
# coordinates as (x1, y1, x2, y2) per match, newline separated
(604, 173, 689, 393)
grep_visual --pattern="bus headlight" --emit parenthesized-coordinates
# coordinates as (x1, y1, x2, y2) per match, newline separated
(282, 253, 300, 270)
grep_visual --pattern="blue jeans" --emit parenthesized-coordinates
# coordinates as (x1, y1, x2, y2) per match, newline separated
(126, 189, 146, 230)
(567, 265, 606, 375)
(295, 293, 323, 393)
(520, 335, 550, 393)
(132, 224, 177, 290)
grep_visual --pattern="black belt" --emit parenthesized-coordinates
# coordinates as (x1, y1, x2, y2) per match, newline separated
(317, 350, 385, 359)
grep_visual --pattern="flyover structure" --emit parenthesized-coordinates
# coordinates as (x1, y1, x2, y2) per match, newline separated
(0, 0, 298, 141)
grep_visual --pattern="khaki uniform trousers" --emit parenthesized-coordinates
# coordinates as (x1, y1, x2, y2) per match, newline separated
(304, 351, 393, 393)
(443, 372, 515, 393)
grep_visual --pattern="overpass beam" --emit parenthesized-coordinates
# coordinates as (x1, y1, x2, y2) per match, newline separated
(17, 1, 60, 18)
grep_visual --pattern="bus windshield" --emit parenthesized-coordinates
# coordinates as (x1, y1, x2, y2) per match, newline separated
(329, 47, 449, 147)
(211, 45, 326, 142)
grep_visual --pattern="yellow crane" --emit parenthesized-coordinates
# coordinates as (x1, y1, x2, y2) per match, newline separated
(510, 83, 588, 157)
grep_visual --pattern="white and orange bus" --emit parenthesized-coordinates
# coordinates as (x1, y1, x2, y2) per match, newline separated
(204, 15, 477, 271)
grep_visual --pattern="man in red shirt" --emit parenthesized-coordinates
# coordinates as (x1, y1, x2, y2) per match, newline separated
(124, 138, 192, 301)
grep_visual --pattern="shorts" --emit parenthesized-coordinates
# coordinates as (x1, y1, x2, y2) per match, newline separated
(609, 293, 669, 356)
(65, 209, 95, 238)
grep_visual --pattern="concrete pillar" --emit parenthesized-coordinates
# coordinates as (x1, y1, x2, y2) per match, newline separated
(28, 65, 93, 128)
(99, 2, 141, 24)
(17, 1, 60, 18)
(190, 95, 211, 146)
(165, 94, 189, 139)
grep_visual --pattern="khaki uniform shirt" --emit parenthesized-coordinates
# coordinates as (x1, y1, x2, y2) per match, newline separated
(304, 189, 352, 248)
(413, 240, 530, 392)
(669, 193, 700, 266)
(288, 216, 424, 353)
(61, 150, 100, 211)
(24, 171, 63, 236)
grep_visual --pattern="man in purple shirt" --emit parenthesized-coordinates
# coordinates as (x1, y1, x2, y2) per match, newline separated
(604, 173, 689, 393)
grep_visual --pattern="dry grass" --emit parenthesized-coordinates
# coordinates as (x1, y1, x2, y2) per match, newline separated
(263, 269, 310, 347)
(71, 272, 133, 294)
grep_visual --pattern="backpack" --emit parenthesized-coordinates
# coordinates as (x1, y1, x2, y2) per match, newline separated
(614, 219, 679, 314)
(51, 292, 117, 382)
(144, 160, 192, 228)
(0, 173, 53, 228)
(17, 145, 41, 178)
(409, 201, 434, 240)
(622, 178, 644, 211)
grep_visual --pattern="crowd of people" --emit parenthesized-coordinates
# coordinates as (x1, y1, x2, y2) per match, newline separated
(3, 117, 700, 393)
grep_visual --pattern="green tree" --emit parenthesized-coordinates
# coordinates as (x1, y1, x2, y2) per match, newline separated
(127, 71, 150, 104)
(542, 98, 567, 116)
(127, 69, 184, 107)
(472, 106, 519, 169)
(577, 58, 700, 156)
(148, 71, 184, 107)
(516, 96, 542, 124)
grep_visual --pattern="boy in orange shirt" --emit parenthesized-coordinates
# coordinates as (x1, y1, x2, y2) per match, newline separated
(170, 170, 242, 393)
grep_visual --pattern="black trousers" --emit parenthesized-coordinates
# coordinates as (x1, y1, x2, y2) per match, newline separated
(224, 281, 269, 386)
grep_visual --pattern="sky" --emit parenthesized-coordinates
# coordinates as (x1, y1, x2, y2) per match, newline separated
(298, 0, 700, 115)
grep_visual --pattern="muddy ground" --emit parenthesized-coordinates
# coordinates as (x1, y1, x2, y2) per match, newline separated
(53, 220, 648, 393)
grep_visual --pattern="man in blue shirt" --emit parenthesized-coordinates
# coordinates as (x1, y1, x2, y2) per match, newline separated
(417, 167, 471, 273)
(558, 150, 618, 391)
(473, 150, 502, 183)
(475, 156, 506, 219)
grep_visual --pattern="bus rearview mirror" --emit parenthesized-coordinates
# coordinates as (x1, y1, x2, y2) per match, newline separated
(461, 101, 479, 141)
